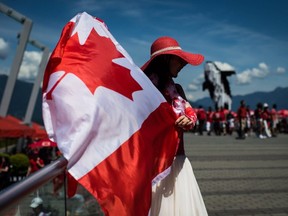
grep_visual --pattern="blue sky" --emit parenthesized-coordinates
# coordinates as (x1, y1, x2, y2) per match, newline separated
(1, 0, 288, 101)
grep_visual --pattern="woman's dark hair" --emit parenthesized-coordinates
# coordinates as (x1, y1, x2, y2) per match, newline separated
(143, 54, 172, 92)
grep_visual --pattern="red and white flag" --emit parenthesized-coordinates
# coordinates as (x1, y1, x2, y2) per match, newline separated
(42, 12, 178, 216)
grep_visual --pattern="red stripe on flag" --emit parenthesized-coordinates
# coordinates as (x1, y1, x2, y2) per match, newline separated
(79, 103, 178, 216)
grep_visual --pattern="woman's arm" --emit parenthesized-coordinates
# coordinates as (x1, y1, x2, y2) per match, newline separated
(175, 84, 197, 129)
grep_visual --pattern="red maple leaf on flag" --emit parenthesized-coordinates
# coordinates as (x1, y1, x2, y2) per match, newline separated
(44, 21, 142, 100)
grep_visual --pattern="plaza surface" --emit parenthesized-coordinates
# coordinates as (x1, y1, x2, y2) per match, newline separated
(185, 132, 288, 216)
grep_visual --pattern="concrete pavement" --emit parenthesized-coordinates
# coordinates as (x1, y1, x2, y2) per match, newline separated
(185, 132, 288, 216)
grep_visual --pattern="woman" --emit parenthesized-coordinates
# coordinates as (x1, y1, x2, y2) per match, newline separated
(142, 36, 208, 216)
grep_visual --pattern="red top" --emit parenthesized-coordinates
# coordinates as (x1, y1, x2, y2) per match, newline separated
(271, 108, 278, 121)
(29, 159, 39, 173)
(261, 110, 271, 121)
(206, 111, 214, 122)
(29, 157, 44, 174)
(213, 111, 221, 122)
(237, 106, 247, 119)
(220, 109, 226, 122)
(197, 108, 206, 120)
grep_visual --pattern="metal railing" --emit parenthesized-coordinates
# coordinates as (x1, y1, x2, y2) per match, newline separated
(0, 156, 68, 213)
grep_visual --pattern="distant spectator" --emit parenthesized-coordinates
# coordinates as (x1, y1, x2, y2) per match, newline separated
(262, 103, 272, 138)
(245, 105, 252, 137)
(270, 104, 279, 137)
(226, 111, 235, 135)
(213, 107, 221, 136)
(219, 107, 227, 135)
(254, 102, 265, 138)
(30, 197, 51, 216)
(197, 106, 206, 135)
(26, 154, 45, 176)
(206, 106, 214, 136)
(39, 147, 53, 165)
(237, 100, 247, 139)
(0, 156, 10, 190)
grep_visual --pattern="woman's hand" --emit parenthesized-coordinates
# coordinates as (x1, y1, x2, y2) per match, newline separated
(175, 115, 194, 129)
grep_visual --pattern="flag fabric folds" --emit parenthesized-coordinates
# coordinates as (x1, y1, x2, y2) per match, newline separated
(42, 12, 179, 216)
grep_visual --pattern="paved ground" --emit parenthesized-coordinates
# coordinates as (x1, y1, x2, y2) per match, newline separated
(185, 132, 288, 216)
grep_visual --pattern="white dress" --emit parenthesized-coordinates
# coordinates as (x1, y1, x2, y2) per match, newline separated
(150, 78, 208, 216)
(150, 155, 208, 216)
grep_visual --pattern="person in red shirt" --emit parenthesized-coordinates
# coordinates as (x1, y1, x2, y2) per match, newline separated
(245, 105, 252, 136)
(262, 103, 272, 137)
(237, 100, 247, 139)
(254, 102, 265, 138)
(213, 107, 222, 135)
(197, 106, 206, 135)
(206, 106, 214, 136)
(270, 104, 279, 137)
(26, 154, 45, 176)
(219, 107, 227, 135)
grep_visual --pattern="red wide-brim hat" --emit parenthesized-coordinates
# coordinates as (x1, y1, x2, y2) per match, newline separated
(141, 36, 204, 71)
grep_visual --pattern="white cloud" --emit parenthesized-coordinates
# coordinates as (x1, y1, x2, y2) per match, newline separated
(0, 38, 9, 59)
(185, 92, 195, 101)
(0, 67, 10, 75)
(236, 62, 269, 85)
(192, 74, 204, 85)
(18, 51, 42, 80)
(276, 67, 285, 74)
(187, 83, 198, 91)
(236, 70, 252, 84)
(253, 62, 269, 77)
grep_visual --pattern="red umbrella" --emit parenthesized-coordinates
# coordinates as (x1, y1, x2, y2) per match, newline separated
(0, 115, 35, 138)
(278, 109, 288, 118)
(6, 115, 35, 136)
(29, 139, 57, 148)
(0, 116, 23, 138)
(31, 122, 48, 139)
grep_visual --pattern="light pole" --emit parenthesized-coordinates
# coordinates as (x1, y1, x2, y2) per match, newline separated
(0, 3, 33, 117)
(24, 40, 49, 124)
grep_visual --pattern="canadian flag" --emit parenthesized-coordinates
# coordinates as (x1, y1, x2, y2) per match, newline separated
(42, 12, 179, 215)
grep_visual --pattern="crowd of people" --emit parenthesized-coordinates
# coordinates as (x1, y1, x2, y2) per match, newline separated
(192, 100, 287, 139)
(0, 143, 60, 191)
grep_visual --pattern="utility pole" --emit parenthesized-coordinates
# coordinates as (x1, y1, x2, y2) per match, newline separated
(24, 40, 49, 124)
(0, 3, 33, 117)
